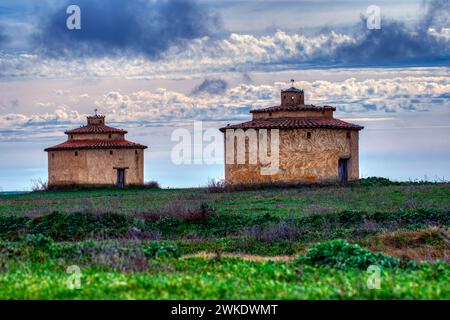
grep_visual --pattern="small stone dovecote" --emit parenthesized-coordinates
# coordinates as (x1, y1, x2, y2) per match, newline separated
(45, 114, 147, 188)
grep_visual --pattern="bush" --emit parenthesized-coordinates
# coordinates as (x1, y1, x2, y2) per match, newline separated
(300, 239, 402, 270)
(379, 227, 449, 248)
(27, 212, 135, 240)
(143, 181, 161, 189)
(353, 177, 396, 187)
(0, 216, 30, 239)
(142, 241, 180, 259)
(25, 234, 54, 251)
(31, 178, 48, 192)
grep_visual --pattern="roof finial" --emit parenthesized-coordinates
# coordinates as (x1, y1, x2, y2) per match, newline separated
(291, 79, 295, 87)
(94, 108, 98, 116)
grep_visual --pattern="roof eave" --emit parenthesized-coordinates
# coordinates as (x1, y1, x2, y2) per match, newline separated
(45, 145, 148, 152)
(220, 124, 364, 131)
(250, 106, 336, 113)
(64, 130, 128, 134)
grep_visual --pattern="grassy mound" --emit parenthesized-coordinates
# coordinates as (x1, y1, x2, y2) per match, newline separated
(300, 240, 413, 270)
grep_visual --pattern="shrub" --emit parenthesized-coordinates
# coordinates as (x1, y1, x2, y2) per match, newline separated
(353, 177, 396, 187)
(142, 241, 180, 259)
(300, 239, 402, 270)
(0, 216, 30, 239)
(30, 178, 49, 192)
(205, 179, 227, 193)
(27, 212, 135, 240)
(143, 181, 161, 189)
(379, 227, 449, 248)
(25, 234, 54, 251)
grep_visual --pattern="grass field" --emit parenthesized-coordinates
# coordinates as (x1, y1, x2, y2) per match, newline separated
(0, 178, 449, 299)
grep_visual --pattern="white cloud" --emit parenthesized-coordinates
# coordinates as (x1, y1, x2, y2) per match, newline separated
(1, 72, 448, 142)
(2, 28, 450, 80)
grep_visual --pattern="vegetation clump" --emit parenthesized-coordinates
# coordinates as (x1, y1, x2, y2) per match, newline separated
(142, 241, 180, 259)
(300, 240, 405, 270)
(379, 227, 449, 248)
(25, 234, 54, 252)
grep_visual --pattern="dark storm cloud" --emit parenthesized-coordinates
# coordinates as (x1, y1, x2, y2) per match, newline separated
(419, 0, 450, 31)
(333, 0, 450, 65)
(191, 78, 228, 95)
(34, 0, 222, 58)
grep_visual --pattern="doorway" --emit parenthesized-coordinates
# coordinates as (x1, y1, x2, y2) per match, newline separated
(116, 169, 125, 188)
(338, 158, 349, 182)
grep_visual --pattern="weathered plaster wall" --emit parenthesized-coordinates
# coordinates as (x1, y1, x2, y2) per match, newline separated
(48, 148, 144, 187)
(224, 128, 359, 184)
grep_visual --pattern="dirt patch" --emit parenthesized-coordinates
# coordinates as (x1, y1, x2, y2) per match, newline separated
(182, 251, 296, 262)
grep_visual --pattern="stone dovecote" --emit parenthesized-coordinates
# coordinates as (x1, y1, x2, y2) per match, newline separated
(45, 114, 147, 188)
(220, 84, 363, 184)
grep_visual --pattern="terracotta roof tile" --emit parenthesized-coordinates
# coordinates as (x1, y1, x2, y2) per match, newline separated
(45, 140, 147, 151)
(220, 117, 363, 131)
(65, 124, 127, 134)
(250, 105, 336, 113)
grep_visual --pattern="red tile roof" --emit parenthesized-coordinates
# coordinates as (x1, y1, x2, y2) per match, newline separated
(250, 104, 336, 113)
(45, 140, 147, 151)
(65, 124, 127, 134)
(220, 117, 363, 131)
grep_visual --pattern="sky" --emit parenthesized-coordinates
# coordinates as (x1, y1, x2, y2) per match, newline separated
(0, 0, 449, 191)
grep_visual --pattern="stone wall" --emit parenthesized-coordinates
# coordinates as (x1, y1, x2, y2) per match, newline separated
(48, 148, 144, 187)
(224, 128, 359, 184)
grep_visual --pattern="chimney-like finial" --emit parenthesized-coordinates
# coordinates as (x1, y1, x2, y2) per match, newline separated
(291, 79, 295, 86)
(94, 108, 98, 116)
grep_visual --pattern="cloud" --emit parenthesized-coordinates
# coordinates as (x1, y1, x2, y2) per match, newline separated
(2, 27, 449, 80)
(0, 0, 449, 79)
(419, 0, 450, 31)
(334, 0, 450, 65)
(191, 78, 228, 95)
(0, 27, 9, 48)
(55, 89, 70, 96)
(2, 72, 449, 141)
(0, 31, 355, 78)
(34, 0, 222, 58)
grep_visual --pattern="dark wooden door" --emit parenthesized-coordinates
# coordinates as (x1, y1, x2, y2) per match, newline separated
(338, 159, 348, 182)
(116, 169, 125, 188)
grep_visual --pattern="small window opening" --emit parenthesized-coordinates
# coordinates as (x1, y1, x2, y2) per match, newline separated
(306, 132, 311, 139)
(110, 150, 113, 155)
(135, 150, 138, 155)
(52, 153, 55, 159)
(269, 112, 272, 117)
(70, 135, 73, 139)
(75, 151, 78, 156)
(108, 134, 112, 139)
(346, 131, 351, 139)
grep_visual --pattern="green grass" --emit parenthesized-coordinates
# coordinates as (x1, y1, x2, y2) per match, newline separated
(0, 180, 449, 299)
(1, 183, 449, 217)
(1, 257, 448, 299)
